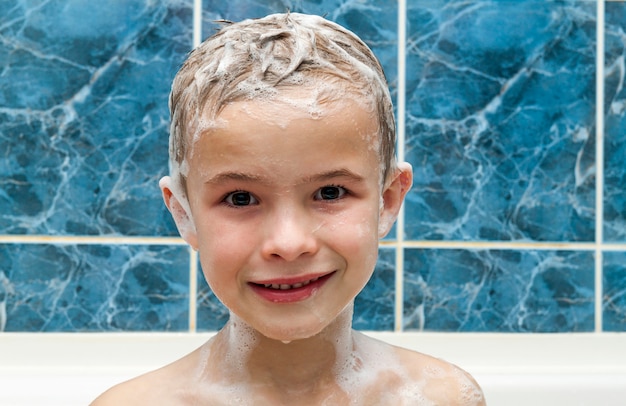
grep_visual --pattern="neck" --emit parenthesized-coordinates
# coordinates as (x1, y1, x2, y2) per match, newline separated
(208, 304, 357, 398)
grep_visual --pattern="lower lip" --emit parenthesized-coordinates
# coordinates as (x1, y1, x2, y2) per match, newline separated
(249, 272, 334, 303)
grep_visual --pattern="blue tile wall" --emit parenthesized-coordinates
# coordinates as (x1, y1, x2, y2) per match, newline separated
(1, 0, 624, 333)
(404, 0, 597, 242)
(603, 1, 626, 333)
(0, 0, 189, 236)
(0, 243, 189, 331)
(605, 1, 626, 243)
(403, 248, 595, 332)
(604, 251, 626, 331)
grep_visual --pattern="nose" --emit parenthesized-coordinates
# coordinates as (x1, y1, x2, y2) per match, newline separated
(260, 206, 320, 261)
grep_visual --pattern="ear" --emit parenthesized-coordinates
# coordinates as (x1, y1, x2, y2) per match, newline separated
(159, 176, 198, 250)
(378, 162, 413, 238)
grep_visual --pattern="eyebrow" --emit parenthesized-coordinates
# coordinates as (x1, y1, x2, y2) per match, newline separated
(204, 172, 266, 185)
(204, 168, 364, 185)
(301, 169, 365, 184)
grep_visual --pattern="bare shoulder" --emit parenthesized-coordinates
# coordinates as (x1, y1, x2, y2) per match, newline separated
(392, 345, 486, 406)
(90, 367, 178, 405)
(90, 378, 144, 405)
(90, 347, 201, 405)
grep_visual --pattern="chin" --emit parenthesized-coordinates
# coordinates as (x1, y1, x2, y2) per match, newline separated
(231, 300, 354, 343)
(256, 316, 333, 343)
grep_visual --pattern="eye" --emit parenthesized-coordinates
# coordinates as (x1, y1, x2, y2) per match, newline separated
(315, 186, 347, 201)
(224, 191, 258, 207)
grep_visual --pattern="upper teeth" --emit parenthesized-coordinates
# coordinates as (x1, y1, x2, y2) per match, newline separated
(264, 277, 320, 290)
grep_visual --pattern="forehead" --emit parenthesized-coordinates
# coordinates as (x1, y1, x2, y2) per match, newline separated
(199, 77, 377, 122)
(196, 87, 380, 142)
(188, 95, 381, 172)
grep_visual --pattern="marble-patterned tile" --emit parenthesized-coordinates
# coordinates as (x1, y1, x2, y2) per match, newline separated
(404, 1, 596, 242)
(604, 2, 626, 243)
(0, 244, 190, 331)
(403, 248, 595, 332)
(196, 248, 396, 331)
(0, 0, 192, 236)
(603, 251, 626, 332)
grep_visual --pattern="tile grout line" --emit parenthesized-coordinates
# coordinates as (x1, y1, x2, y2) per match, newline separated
(193, 0, 202, 48)
(394, 0, 407, 333)
(594, 0, 606, 334)
(389, 240, 626, 251)
(3, 234, 624, 251)
(0, 235, 187, 245)
(188, 0, 203, 333)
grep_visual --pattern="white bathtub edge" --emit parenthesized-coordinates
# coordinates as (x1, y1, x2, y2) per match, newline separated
(1, 332, 624, 406)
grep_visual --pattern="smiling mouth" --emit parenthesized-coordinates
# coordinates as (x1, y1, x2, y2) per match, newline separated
(261, 276, 321, 290)
(250, 272, 335, 301)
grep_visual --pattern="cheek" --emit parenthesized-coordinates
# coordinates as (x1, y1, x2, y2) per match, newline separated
(340, 223, 379, 292)
(196, 225, 245, 283)
(199, 228, 248, 269)
(197, 245, 239, 309)
(327, 206, 380, 257)
(352, 206, 382, 270)
(196, 216, 251, 250)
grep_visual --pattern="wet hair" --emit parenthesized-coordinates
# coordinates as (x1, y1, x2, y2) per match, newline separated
(168, 12, 396, 192)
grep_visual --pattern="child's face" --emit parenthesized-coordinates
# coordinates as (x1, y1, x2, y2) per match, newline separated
(164, 94, 408, 342)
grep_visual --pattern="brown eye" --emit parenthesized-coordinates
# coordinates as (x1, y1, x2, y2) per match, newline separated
(315, 186, 346, 200)
(224, 191, 257, 206)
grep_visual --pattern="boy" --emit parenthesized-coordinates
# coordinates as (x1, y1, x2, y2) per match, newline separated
(92, 13, 485, 405)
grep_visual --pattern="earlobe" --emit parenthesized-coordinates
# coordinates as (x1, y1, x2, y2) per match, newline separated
(378, 162, 413, 238)
(159, 176, 198, 250)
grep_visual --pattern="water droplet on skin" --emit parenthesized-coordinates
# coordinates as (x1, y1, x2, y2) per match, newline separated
(281, 340, 292, 344)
